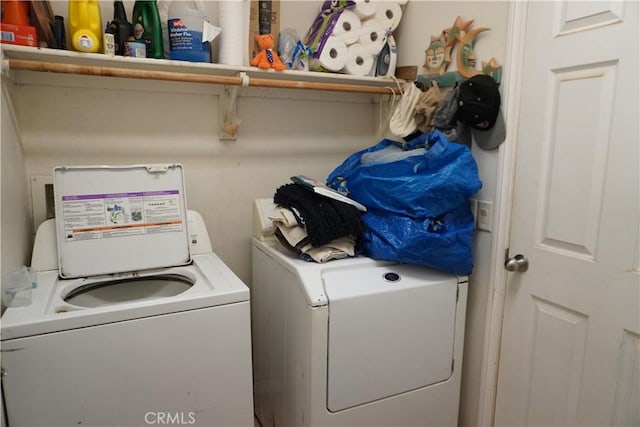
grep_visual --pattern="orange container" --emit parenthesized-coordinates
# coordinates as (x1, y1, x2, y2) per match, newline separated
(0, 23, 38, 46)
(1, 0, 30, 26)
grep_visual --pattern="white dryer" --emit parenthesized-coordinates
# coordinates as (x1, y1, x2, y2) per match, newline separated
(251, 200, 468, 427)
(1, 165, 254, 427)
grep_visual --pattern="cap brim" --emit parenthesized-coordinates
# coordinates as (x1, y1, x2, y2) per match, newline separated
(471, 108, 506, 150)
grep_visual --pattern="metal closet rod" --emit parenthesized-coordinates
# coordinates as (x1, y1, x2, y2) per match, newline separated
(5, 59, 401, 95)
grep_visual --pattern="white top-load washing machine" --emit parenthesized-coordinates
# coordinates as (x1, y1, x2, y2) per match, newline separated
(251, 199, 468, 427)
(1, 165, 254, 427)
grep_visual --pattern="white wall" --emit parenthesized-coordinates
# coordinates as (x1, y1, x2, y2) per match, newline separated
(1, 81, 34, 313)
(1, 1, 510, 425)
(16, 75, 379, 277)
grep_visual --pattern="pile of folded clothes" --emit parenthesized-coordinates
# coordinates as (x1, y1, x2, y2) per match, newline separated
(270, 183, 364, 263)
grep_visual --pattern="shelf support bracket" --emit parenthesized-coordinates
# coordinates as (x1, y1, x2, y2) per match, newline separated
(219, 72, 248, 141)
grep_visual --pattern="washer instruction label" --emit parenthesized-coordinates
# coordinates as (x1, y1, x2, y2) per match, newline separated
(61, 190, 183, 241)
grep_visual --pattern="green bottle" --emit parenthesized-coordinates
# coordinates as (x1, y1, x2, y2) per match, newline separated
(132, 0, 163, 59)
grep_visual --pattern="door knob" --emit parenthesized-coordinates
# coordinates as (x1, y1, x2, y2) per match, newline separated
(504, 254, 529, 272)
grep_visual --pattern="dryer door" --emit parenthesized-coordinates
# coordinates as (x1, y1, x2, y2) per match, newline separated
(323, 264, 459, 412)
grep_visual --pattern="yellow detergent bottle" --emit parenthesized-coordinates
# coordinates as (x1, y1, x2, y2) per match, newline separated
(68, 0, 102, 53)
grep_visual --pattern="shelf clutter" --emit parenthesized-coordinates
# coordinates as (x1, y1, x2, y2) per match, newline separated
(1, 44, 402, 95)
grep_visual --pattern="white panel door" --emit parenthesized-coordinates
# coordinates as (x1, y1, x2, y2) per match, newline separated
(495, 2, 639, 426)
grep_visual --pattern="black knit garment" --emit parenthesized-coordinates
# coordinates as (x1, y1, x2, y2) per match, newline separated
(274, 183, 365, 247)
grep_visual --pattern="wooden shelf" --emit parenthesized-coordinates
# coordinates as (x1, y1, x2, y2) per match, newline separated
(0, 45, 402, 95)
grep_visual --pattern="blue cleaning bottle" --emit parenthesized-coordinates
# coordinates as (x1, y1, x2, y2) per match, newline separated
(167, 0, 211, 62)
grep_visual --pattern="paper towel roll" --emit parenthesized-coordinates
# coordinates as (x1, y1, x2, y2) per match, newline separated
(218, 0, 249, 66)
(353, 0, 378, 19)
(374, 2, 403, 32)
(358, 19, 387, 55)
(316, 38, 348, 71)
(331, 9, 362, 46)
(343, 43, 374, 76)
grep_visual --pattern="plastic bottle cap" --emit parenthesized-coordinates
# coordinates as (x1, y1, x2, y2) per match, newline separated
(72, 30, 100, 52)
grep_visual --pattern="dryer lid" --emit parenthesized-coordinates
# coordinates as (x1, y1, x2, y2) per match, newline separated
(53, 164, 191, 278)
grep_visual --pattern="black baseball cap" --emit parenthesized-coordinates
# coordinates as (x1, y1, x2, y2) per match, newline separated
(457, 74, 506, 150)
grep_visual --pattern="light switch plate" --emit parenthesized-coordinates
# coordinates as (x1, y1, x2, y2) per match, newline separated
(477, 200, 493, 232)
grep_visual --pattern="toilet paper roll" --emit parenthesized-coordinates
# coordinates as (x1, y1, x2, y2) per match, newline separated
(353, 0, 378, 19)
(315, 38, 348, 71)
(358, 19, 387, 55)
(343, 43, 374, 76)
(331, 9, 362, 46)
(218, 0, 249, 66)
(374, 2, 403, 32)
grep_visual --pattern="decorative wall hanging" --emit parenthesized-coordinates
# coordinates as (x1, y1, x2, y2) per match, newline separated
(423, 34, 450, 76)
(417, 16, 502, 88)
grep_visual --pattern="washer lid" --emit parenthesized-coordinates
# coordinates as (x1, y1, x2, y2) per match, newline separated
(53, 164, 191, 278)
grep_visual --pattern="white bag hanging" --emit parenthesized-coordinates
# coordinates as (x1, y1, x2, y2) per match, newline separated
(389, 82, 421, 139)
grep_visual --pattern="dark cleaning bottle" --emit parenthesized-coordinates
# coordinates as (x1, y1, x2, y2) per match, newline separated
(109, 1, 133, 56)
(132, 0, 163, 58)
(52, 15, 66, 49)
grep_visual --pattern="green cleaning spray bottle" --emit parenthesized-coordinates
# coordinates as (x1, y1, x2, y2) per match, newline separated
(132, 0, 163, 58)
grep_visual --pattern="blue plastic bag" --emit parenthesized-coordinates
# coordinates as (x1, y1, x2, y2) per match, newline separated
(327, 130, 482, 275)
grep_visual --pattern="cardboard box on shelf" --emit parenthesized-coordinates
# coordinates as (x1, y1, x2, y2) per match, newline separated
(1, 23, 38, 47)
(249, 1, 280, 61)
